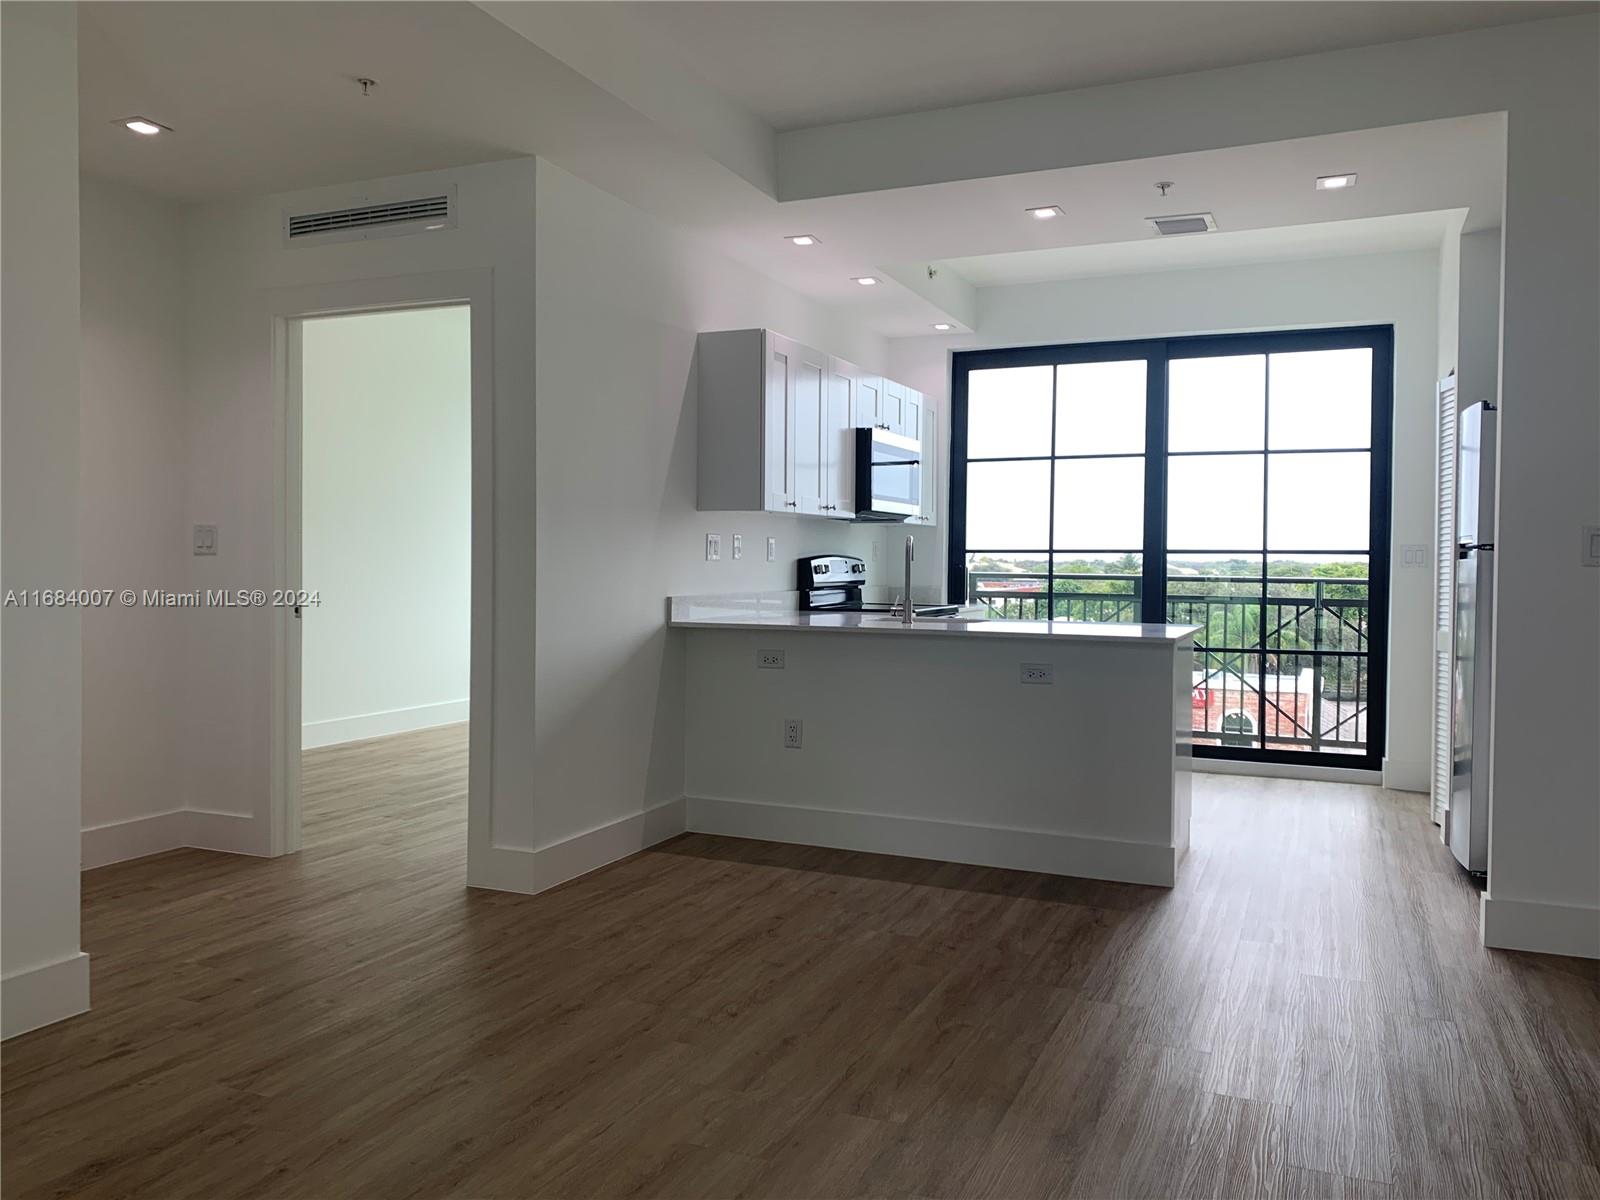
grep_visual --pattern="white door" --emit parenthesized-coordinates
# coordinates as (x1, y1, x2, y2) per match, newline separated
(826, 360, 856, 517)
(764, 334, 796, 512)
(791, 342, 828, 515)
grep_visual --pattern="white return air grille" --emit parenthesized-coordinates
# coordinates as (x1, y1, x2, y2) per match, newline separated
(1147, 212, 1218, 236)
(284, 191, 453, 246)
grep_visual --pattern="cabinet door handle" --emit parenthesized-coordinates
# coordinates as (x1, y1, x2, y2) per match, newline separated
(785, 500, 797, 508)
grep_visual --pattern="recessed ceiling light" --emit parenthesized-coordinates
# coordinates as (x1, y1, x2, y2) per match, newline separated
(120, 117, 169, 136)
(1315, 173, 1358, 191)
(1026, 205, 1064, 220)
(932, 323, 954, 331)
(787, 234, 819, 246)
(853, 276, 879, 286)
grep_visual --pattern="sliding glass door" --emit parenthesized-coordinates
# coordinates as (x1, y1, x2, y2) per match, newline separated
(949, 327, 1392, 769)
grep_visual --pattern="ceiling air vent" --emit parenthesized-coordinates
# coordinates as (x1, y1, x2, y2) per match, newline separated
(1147, 212, 1218, 236)
(284, 189, 454, 246)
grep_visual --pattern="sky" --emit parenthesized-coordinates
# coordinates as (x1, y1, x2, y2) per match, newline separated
(965, 348, 1372, 563)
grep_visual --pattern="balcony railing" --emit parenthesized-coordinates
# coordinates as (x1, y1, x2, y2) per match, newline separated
(966, 571, 1369, 755)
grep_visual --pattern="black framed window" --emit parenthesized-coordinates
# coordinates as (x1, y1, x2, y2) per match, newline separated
(948, 326, 1393, 769)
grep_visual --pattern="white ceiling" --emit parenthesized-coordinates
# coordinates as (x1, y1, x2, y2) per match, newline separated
(76, 3, 1513, 336)
(937, 211, 1465, 289)
(614, 1, 1589, 131)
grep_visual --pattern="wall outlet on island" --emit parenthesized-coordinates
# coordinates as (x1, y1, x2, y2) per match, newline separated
(766, 536, 777, 562)
(758, 649, 785, 670)
(1021, 663, 1054, 685)
(783, 718, 803, 749)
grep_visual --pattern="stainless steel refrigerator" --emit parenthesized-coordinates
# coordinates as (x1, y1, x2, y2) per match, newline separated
(1447, 400, 1496, 874)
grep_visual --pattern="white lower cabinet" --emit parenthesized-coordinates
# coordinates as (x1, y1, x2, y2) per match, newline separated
(697, 328, 929, 522)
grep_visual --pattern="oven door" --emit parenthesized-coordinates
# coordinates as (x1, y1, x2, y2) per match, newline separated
(854, 427, 920, 520)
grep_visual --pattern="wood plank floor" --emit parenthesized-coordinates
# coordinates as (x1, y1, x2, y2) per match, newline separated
(4, 723, 1597, 1199)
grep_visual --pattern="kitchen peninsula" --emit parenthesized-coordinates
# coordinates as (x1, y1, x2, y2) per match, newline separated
(671, 593, 1197, 887)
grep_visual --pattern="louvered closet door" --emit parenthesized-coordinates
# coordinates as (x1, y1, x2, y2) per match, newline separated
(1430, 375, 1458, 828)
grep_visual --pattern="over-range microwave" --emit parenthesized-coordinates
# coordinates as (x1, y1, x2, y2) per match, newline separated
(853, 426, 920, 522)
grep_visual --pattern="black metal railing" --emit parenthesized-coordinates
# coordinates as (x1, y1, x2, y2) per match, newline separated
(966, 572, 1369, 754)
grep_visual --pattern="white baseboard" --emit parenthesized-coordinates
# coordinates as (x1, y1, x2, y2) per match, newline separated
(185, 809, 266, 856)
(468, 798, 687, 895)
(1482, 894, 1600, 960)
(82, 808, 265, 869)
(1194, 757, 1382, 785)
(302, 699, 469, 749)
(2, 951, 90, 1039)
(81, 810, 187, 869)
(685, 795, 1177, 887)
(1381, 756, 1429, 794)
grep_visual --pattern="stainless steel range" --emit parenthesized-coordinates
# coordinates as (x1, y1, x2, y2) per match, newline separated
(796, 554, 959, 617)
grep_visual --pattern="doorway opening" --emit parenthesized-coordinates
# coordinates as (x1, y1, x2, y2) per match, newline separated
(293, 304, 472, 857)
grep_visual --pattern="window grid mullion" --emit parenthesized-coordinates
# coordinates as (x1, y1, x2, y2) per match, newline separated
(1046, 367, 1057, 617)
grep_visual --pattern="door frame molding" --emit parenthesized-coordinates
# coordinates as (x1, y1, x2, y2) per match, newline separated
(268, 269, 494, 861)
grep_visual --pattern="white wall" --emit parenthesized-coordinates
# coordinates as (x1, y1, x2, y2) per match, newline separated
(78, 176, 192, 867)
(2, 2, 89, 1037)
(887, 250, 1441, 793)
(528, 159, 886, 870)
(301, 307, 471, 748)
(181, 158, 536, 866)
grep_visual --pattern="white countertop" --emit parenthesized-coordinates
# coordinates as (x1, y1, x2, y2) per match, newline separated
(669, 594, 1197, 645)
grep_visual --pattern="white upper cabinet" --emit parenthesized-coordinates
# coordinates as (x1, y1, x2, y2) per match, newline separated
(696, 328, 931, 523)
(762, 334, 796, 511)
(790, 341, 828, 515)
(882, 378, 908, 435)
(826, 358, 858, 517)
(855, 373, 884, 430)
(903, 388, 924, 445)
(914, 398, 938, 526)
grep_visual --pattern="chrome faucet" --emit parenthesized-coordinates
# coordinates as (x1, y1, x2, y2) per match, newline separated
(899, 533, 916, 625)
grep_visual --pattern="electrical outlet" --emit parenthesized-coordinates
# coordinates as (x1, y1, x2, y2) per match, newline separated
(705, 533, 721, 562)
(1020, 663, 1054, 685)
(758, 649, 785, 669)
(783, 718, 803, 749)
(193, 524, 218, 556)
(766, 536, 777, 563)
(1583, 525, 1600, 567)
(732, 534, 743, 560)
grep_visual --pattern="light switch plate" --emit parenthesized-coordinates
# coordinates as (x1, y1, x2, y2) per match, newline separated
(1400, 544, 1428, 568)
(705, 533, 721, 562)
(732, 533, 743, 560)
(193, 524, 218, 556)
